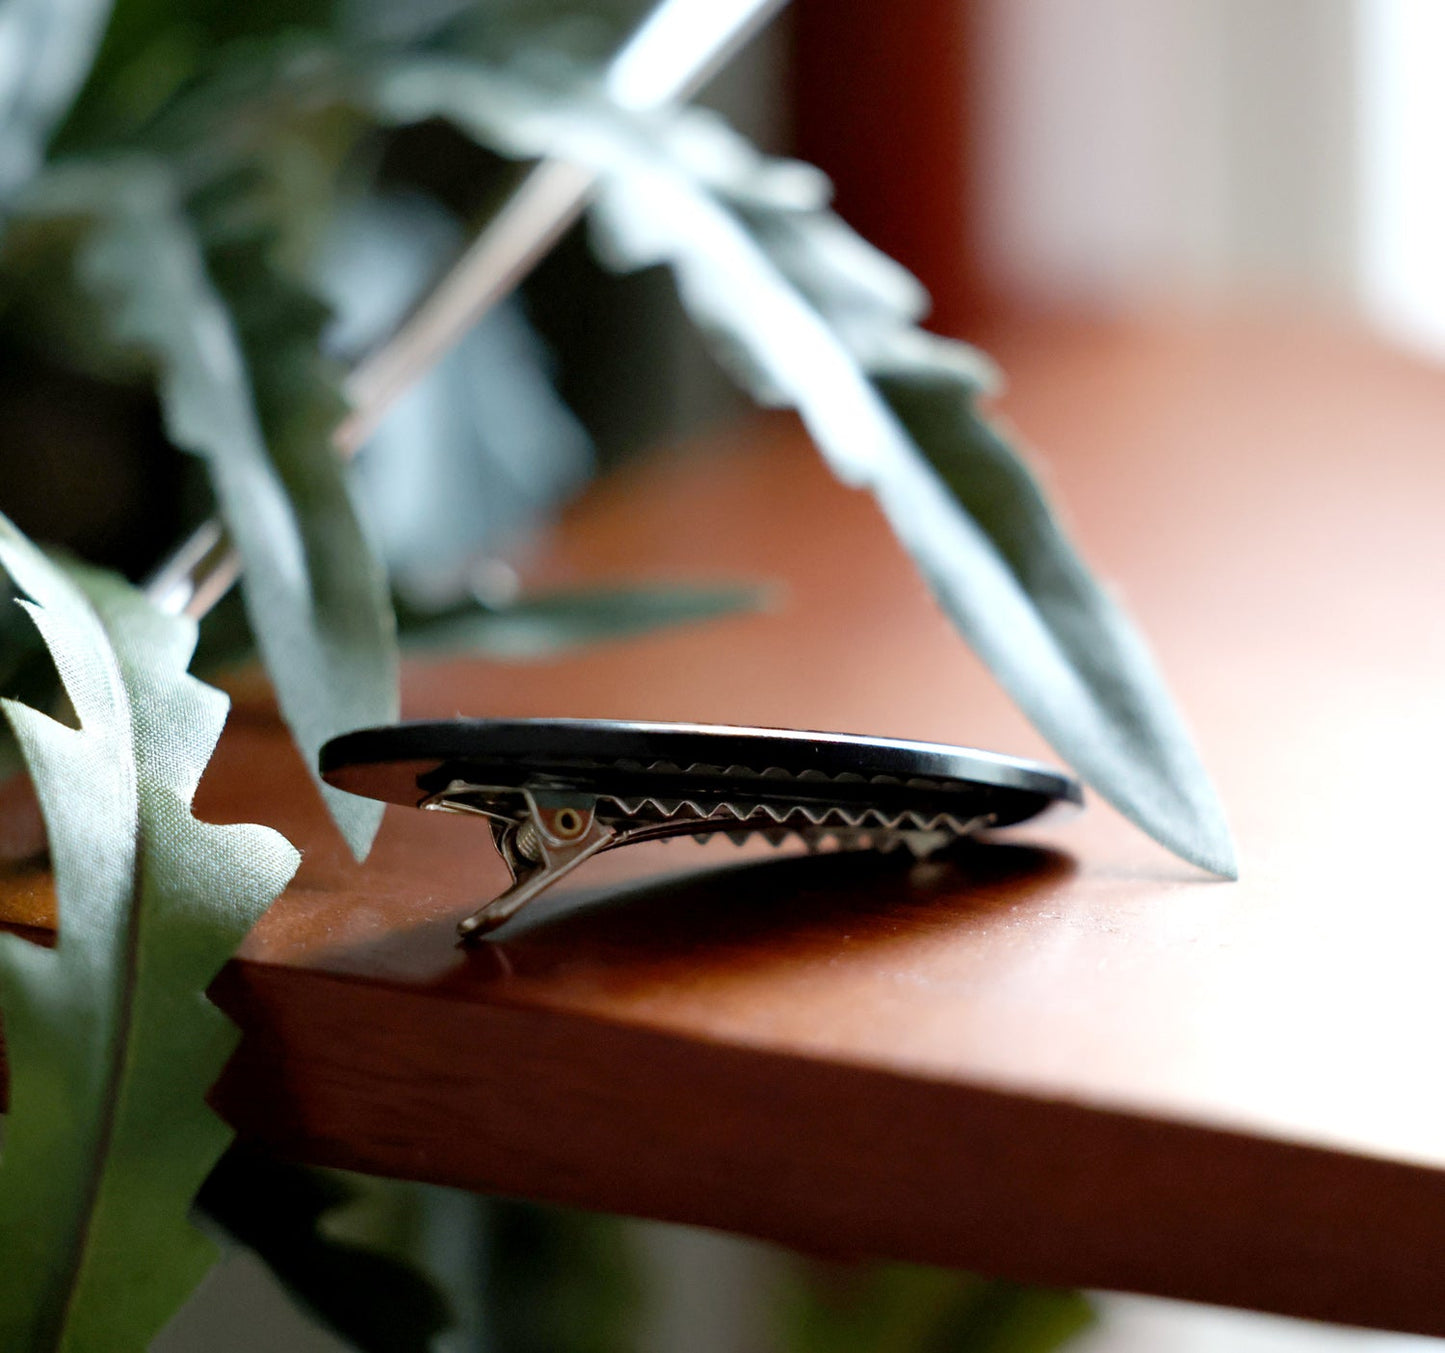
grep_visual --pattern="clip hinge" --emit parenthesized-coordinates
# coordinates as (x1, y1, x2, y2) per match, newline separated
(422, 782, 616, 938)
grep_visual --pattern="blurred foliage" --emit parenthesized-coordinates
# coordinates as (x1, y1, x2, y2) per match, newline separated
(396, 582, 770, 659)
(778, 1262, 1094, 1353)
(196, 1145, 454, 1353)
(480, 1201, 645, 1353)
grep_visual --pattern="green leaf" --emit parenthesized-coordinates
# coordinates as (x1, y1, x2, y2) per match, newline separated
(776, 1262, 1093, 1353)
(53, 0, 344, 155)
(397, 582, 768, 659)
(0, 0, 113, 197)
(193, 581, 763, 679)
(364, 60, 1235, 877)
(480, 1199, 643, 1353)
(195, 1144, 453, 1353)
(0, 512, 300, 1351)
(13, 158, 398, 857)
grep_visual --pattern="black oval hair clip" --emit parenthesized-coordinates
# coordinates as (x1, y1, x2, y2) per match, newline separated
(319, 719, 1082, 940)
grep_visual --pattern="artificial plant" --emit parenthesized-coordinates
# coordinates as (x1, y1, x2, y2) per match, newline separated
(0, 0, 1233, 1348)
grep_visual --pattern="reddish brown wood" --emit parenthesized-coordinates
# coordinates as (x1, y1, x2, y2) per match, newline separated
(8, 312, 1445, 1333)
(791, 0, 987, 333)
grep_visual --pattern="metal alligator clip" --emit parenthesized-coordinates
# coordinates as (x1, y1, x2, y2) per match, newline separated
(320, 719, 1082, 940)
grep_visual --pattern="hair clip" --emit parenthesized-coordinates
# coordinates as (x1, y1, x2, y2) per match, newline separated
(320, 719, 1081, 940)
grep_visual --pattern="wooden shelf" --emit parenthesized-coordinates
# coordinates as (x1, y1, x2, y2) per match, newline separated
(12, 313, 1445, 1336)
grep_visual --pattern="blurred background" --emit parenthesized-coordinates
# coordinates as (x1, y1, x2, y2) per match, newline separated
(805, 0, 1445, 352)
(4, 0, 1445, 1350)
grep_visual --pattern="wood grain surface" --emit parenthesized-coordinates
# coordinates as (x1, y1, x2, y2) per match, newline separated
(8, 312, 1445, 1334)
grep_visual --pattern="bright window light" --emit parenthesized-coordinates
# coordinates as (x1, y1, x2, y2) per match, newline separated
(1359, 0, 1445, 360)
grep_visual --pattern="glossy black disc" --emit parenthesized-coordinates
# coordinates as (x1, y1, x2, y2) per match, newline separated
(320, 718, 1081, 830)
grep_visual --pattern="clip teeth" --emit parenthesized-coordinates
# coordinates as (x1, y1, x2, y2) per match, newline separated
(597, 792, 988, 840)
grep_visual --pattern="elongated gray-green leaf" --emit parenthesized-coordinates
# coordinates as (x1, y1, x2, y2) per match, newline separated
(399, 583, 767, 659)
(365, 59, 1235, 877)
(0, 512, 300, 1352)
(0, 0, 112, 198)
(14, 159, 397, 857)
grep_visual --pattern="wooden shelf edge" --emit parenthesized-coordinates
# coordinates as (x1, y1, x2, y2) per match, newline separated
(210, 958, 1445, 1338)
